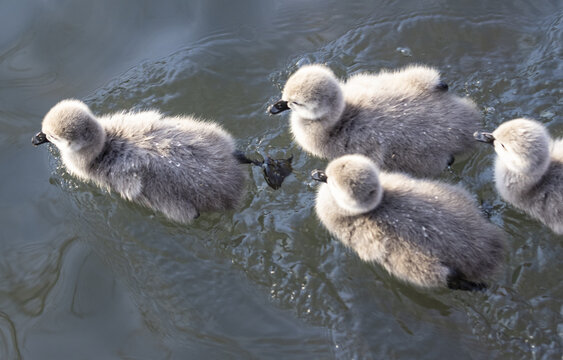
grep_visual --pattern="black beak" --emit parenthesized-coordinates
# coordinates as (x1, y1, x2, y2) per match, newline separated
(473, 131, 495, 144)
(311, 169, 328, 183)
(32, 131, 49, 146)
(269, 100, 290, 115)
(436, 81, 449, 91)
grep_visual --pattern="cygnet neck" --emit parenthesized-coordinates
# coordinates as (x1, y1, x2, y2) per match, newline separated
(328, 181, 383, 217)
(291, 104, 347, 158)
(63, 130, 107, 175)
(495, 154, 550, 190)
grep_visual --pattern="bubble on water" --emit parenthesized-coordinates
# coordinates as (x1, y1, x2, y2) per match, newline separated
(421, 226, 428, 238)
(396, 47, 413, 57)
(539, 109, 554, 119)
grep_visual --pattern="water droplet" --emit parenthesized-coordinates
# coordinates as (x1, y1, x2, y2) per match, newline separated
(396, 47, 413, 57)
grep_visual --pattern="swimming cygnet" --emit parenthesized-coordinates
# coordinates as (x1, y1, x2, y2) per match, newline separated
(475, 118, 563, 234)
(270, 64, 481, 177)
(311, 154, 506, 290)
(32, 99, 292, 223)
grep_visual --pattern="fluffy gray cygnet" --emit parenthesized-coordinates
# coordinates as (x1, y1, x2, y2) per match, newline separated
(311, 154, 506, 290)
(32, 99, 250, 223)
(475, 118, 563, 234)
(271, 64, 481, 177)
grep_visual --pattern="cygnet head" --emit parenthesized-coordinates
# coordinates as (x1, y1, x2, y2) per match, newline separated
(312, 154, 383, 215)
(474, 118, 551, 175)
(32, 100, 106, 165)
(270, 64, 345, 124)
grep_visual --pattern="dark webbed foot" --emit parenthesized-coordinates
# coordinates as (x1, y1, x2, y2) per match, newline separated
(234, 150, 293, 190)
(262, 155, 293, 190)
(436, 81, 449, 91)
(447, 268, 487, 291)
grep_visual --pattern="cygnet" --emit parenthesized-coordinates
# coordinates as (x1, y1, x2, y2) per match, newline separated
(475, 118, 563, 234)
(311, 154, 506, 290)
(271, 64, 481, 177)
(32, 100, 291, 223)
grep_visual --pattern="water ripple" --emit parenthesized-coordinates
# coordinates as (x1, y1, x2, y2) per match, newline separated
(0, 312, 21, 360)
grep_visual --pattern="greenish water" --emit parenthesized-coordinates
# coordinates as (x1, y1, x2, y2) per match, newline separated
(0, 0, 561, 359)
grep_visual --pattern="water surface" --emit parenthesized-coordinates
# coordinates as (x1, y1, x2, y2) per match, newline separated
(0, 0, 561, 359)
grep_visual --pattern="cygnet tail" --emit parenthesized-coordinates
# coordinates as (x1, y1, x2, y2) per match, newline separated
(446, 268, 488, 292)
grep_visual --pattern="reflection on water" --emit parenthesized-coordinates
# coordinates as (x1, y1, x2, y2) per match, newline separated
(0, 0, 562, 358)
(0, 312, 20, 360)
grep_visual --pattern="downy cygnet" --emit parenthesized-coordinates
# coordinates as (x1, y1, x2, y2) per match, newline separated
(271, 64, 481, 177)
(32, 99, 291, 223)
(312, 154, 506, 290)
(475, 118, 562, 234)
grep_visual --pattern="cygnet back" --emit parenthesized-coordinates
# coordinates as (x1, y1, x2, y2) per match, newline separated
(271, 64, 481, 177)
(475, 118, 563, 234)
(313, 154, 506, 290)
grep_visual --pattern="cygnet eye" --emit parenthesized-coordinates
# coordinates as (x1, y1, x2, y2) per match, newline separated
(290, 101, 301, 106)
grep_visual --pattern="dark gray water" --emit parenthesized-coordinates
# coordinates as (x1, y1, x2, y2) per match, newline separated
(1, 0, 562, 358)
